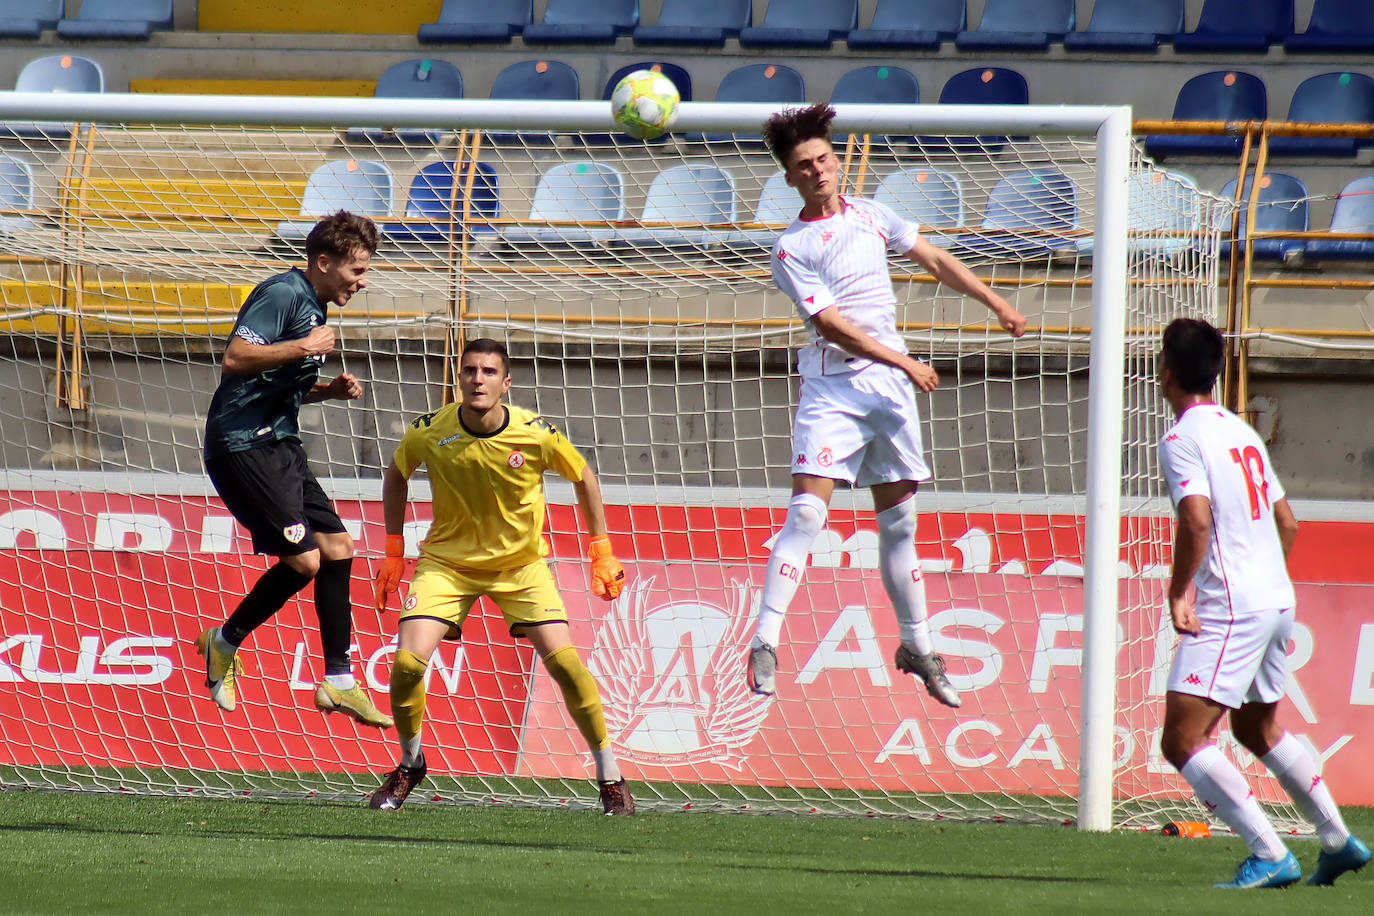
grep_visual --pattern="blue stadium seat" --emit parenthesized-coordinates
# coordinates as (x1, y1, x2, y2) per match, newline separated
(1303, 176, 1374, 261)
(1078, 170, 1202, 256)
(592, 62, 692, 144)
(383, 160, 498, 244)
(1144, 71, 1266, 159)
(831, 65, 918, 105)
(0, 1, 63, 39)
(1064, 0, 1183, 52)
(501, 161, 625, 246)
(632, 0, 750, 46)
(847, 0, 964, 51)
(955, 0, 1074, 51)
(1218, 173, 1308, 261)
(0, 54, 104, 140)
(874, 168, 962, 247)
(276, 160, 395, 245)
(56, 0, 170, 40)
(738, 0, 856, 49)
(0, 154, 35, 234)
(486, 59, 580, 143)
(347, 60, 463, 146)
(1173, 0, 1292, 52)
(951, 169, 1078, 260)
(1285, 1, 1374, 53)
(1268, 73, 1374, 158)
(614, 164, 737, 249)
(921, 67, 1029, 153)
(418, 0, 531, 42)
(719, 171, 795, 248)
(523, 0, 638, 44)
(691, 64, 804, 144)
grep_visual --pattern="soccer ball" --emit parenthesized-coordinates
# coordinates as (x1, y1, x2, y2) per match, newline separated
(610, 69, 681, 140)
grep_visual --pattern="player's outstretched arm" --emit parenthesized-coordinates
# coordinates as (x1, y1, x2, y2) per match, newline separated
(905, 238, 1027, 337)
(574, 467, 625, 600)
(222, 324, 336, 375)
(1167, 494, 1212, 635)
(375, 459, 411, 611)
(810, 307, 939, 392)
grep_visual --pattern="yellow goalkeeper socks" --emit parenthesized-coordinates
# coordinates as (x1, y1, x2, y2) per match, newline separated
(389, 648, 428, 746)
(542, 645, 611, 753)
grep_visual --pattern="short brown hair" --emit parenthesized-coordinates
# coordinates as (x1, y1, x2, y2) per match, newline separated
(763, 103, 837, 168)
(1161, 318, 1226, 394)
(461, 337, 510, 375)
(305, 210, 379, 261)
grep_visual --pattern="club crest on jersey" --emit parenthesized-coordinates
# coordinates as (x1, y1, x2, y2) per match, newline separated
(592, 577, 770, 768)
(282, 523, 306, 544)
(508, 450, 525, 469)
(817, 447, 833, 467)
(403, 594, 418, 612)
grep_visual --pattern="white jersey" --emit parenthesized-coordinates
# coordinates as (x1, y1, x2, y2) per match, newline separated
(1159, 403, 1295, 617)
(771, 196, 921, 379)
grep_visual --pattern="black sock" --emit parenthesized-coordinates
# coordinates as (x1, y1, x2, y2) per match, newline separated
(314, 556, 355, 676)
(223, 562, 314, 646)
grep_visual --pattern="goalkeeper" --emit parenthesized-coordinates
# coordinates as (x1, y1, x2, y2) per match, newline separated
(371, 338, 634, 815)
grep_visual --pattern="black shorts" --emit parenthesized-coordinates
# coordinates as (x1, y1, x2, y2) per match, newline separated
(205, 439, 346, 556)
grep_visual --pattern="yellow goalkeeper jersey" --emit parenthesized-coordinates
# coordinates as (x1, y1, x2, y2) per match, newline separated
(392, 401, 587, 571)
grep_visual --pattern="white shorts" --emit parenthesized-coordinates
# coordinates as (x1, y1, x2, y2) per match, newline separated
(791, 365, 932, 488)
(1167, 606, 1294, 709)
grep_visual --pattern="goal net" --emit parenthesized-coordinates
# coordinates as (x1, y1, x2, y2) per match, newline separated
(0, 92, 1287, 829)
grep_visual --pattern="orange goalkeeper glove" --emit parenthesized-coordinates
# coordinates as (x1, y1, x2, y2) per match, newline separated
(375, 534, 407, 611)
(588, 535, 625, 601)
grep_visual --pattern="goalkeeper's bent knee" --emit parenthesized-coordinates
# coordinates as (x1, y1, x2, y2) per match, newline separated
(542, 645, 609, 751)
(389, 648, 428, 741)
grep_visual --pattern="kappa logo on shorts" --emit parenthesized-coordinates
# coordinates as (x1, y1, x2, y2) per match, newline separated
(795, 453, 808, 466)
(282, 523, 306, 544)
(403, 594, 418, 611)
(508, 450, 525, 469)
(1184, 673, 1203, 686)
(817, 447, 833, 467)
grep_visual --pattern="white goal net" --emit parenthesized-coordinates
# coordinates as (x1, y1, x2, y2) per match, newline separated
(0, 93, 1290, 829)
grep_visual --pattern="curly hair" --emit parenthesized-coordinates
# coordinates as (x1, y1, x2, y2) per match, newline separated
(304, 210, 379, 262)
(762, 103, 837, 168)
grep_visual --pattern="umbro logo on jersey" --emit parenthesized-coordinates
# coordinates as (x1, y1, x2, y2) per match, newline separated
(508, 451, 525, 469)
(1184, 673, 1203, 686)
(283, 523, 306, 544)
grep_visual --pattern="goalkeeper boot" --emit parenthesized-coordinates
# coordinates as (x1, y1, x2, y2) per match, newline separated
(895, 645, 962, 708)
(194, 626, 244, 713)
(314, 681, 395, 729)
(747, 643, 777, 696)
(599, 779, 636, 816)
(1215, 852, 1301, 889)
(1307, 835, 1371, 886)
(370, 756, 427, 811)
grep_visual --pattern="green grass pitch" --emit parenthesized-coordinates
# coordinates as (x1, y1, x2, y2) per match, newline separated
(0, 791, 1370, 914)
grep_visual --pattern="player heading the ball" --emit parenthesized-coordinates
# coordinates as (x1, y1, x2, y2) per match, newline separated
(371, 338, 634, 815)
(195, 210, 392, 729)
(745, 104, 1027, 705)
(1157, 318, 1368, 889)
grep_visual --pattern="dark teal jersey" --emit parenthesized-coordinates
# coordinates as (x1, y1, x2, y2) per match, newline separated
(204, 268, 329, 458)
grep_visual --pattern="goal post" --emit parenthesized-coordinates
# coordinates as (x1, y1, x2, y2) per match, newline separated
(0, 91, 1261, 829)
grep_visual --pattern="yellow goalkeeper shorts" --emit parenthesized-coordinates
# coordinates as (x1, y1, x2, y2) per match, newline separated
(400, 557, 567, 640)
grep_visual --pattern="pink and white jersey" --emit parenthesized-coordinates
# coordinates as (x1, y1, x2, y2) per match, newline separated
(771, 196, 921, 379)
(1159, 403, 1295, 617)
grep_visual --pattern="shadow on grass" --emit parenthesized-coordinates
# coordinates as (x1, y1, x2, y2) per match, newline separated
(723, 861, 1100, 885)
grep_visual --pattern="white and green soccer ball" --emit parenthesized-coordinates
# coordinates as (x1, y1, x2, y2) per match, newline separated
(610, 69, 681, 140)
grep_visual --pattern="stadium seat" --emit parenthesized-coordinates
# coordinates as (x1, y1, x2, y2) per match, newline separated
(921, 67, 1029, 153)
(1302, 175, 1374, 261)
(719, 170, 795, 248)
(383, 160, 498, 245)
(1285, 1, 1374, 53)
(0, 54, 104, 140)
(955, 0, 1074, 51)
(1268, 73, 1374, 158)
(1172, 0, 1292, 52)
(738, 0, 856, 49)
(614, 164, 737, 249)
(591, 61, 692, 144)
(632, 0, 750, 47)
(0, 154, 36, 234)
(1077, 170, 1202, 256)
(951, 169, 1078, 260)
(1218, 173, 1308, 261)
(275, 159, 394, 246)
(1063, 0, 1184, 52)
(56, 0, 170, 40)
(347, 59, 463, 146)
(831, 65, 919, 105)
(846, 0, 964, 51)
(874, 168, 962, 247)
(485, 59, 580, 143)
(500, 161, 625, 246)
(690, 63, 804, 144)
(417, 0, 531, 42)
(1144, 71, 1266, 160)
(522, 0, 637, 44)
(0, 0, 63, 39)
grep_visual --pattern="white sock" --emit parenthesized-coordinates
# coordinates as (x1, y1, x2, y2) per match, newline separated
(1261, 732, 1350, 853)
(213, 629, 237, 656)
(876, 498, 934, 656)
(752, 492, 827, 649)
(593, 745, 621, 784)
(1181, 745, 1288, 861)
(400, 732, 423, 769)
(324, 672, 357, 690)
